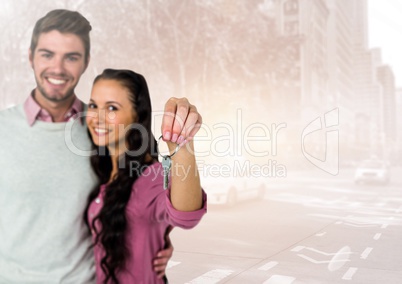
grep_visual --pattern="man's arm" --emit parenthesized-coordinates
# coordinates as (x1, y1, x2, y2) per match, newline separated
(153, 226, 174, 279)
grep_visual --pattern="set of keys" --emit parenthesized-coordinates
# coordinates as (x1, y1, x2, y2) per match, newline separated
(157, 135, 181, 189)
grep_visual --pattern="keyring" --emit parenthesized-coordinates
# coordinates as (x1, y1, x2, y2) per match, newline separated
(157, 135, 180, 158)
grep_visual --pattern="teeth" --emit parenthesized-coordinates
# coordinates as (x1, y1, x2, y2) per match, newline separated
(48, 78, 66, 85)
(95, 128, 108, 134)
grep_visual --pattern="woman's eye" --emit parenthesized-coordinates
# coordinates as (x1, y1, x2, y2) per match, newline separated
(108, 105, 118, 111)
(88, 103, 97, 109)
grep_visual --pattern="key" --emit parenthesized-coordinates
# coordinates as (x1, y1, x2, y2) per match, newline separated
(162, 156, 172, 189)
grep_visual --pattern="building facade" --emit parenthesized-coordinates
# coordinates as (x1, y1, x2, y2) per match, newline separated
(268, 0, 396, 163)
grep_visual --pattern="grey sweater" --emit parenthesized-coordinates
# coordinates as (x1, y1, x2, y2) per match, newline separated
(0, 104, 97, 283)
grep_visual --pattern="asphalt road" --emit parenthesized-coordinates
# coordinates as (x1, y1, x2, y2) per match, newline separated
(166, 167, 402, 284)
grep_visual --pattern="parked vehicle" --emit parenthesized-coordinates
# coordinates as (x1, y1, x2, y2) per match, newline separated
(354, 160, 390, 185)
(202, 176, 266, 206)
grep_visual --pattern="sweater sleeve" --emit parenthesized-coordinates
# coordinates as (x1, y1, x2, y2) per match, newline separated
(127, 163, 207, 229)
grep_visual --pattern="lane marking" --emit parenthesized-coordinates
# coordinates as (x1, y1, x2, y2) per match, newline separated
(187, 269, 233, 284)
(258, 261, 278, 271)
(335, 216, 379, 227)
(373, 233, 382, 240)
(296, 246, 351, 256)
(263, 275, 296, 284)
(342, 267, 358, 280)
(315, 232, 327, 237)
(291, 246, 304, 252)
(297, 254, 351, 264)
(360, 247, 373, 259)
(336, 221, 377, 228)
(167, 260, 181, 269)
(292, 246, 351, 272)
(381, 224, 389, 229)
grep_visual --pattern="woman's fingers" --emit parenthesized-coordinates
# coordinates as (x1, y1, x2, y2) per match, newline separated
(161, 97, 202, 145)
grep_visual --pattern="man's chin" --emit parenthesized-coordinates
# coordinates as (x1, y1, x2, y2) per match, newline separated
(42, 91, 75, 103)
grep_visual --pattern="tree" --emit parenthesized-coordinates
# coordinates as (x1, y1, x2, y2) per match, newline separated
(1, 0, 301, 117)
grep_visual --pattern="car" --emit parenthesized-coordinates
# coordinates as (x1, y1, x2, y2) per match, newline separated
(354, 160, 390, 185)
(202, 176, 266, 206)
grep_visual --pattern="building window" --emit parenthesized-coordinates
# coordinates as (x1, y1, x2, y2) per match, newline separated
(284, 20, 299, 35)
(284, 0, 298, 15)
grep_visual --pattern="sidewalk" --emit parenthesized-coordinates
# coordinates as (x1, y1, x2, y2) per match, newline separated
(271, 166, 402, 186)
(264, 166, 355, 184)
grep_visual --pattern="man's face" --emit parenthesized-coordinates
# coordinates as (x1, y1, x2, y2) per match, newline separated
(29, 30, 88, 103)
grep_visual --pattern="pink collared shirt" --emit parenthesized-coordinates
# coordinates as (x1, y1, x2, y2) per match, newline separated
(23, 91, 84, 126)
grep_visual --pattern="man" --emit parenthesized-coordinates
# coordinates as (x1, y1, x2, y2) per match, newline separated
(0, 9, 175, 283)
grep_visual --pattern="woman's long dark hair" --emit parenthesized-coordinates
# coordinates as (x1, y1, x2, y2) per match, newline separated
(84, 69, 158, 284)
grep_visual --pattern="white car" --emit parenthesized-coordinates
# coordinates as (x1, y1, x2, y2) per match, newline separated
(354, 160, 390, 185)
(202, 177, 266, 206)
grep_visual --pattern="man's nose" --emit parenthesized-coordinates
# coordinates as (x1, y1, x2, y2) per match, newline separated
(51, 56, 65, 73)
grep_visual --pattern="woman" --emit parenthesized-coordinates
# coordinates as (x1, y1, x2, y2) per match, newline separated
(84, 69, 206, 283)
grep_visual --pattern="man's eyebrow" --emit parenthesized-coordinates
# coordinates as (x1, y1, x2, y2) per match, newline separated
(36, 49, 83, 57)
(66, 52, 83, 57)
(37, 48, 54, 53)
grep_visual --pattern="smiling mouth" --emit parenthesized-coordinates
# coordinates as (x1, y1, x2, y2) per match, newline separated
(94, 128, 110, 135)
(47, 77, 68, 86)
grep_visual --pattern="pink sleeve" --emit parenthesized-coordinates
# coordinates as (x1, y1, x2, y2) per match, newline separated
(128, 163, 207, 228)
(161, 189, 207, 229)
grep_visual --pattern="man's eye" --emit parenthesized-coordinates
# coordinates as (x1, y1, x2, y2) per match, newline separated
(41, 53, 52, 59)
(67, 56, 78, 62)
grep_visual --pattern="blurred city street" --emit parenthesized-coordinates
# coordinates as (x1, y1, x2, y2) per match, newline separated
(167, 167, 402, 283)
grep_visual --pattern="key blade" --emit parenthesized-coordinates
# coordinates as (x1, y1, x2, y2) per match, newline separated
(162, 156, 171, 190)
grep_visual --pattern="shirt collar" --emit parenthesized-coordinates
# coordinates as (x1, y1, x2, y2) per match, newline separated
(23, 91, 84, 126)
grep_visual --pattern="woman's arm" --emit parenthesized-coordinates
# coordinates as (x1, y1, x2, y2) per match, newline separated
(162, 97, 204, 212)
(169, 140, 203, 211)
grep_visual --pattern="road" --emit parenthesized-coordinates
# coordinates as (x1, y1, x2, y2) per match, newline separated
(166, 167, 402, 283)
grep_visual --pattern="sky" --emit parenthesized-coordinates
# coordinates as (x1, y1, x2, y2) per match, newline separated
(368, 0, 402, 87)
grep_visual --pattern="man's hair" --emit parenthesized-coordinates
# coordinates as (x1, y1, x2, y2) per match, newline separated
(30, 9, 92, 64)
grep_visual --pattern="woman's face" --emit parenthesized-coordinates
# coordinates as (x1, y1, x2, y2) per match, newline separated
(86, 79, 136, 154)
